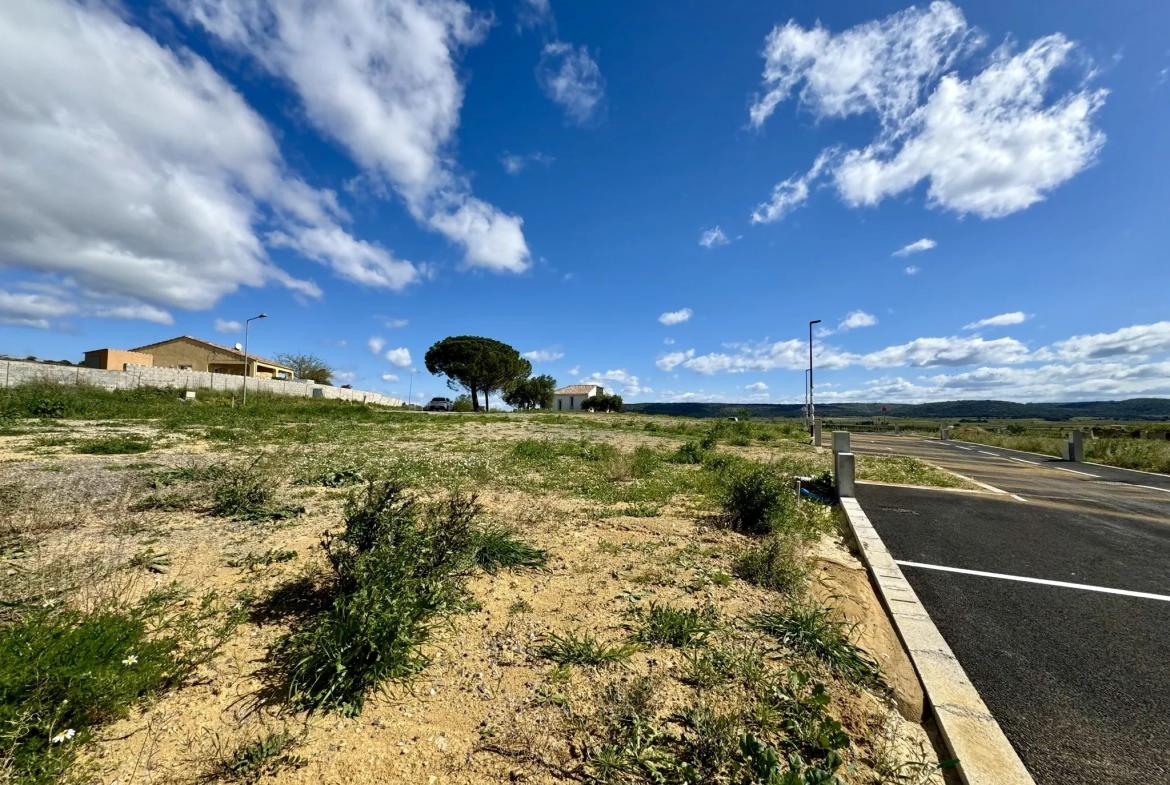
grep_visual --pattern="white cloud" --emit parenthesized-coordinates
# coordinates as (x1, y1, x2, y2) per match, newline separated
(90, 304, 174, 325)
(334, 370, 357, 384)
(964, 312, 1027, 330)
(699, 227, 730, 248)
(858, 335, 1030, 368)
(0, 1, 416, 316)
(1042, 321, 1170, 361)
(840, 310, 877, 331)
(179, 0, 530, 274)
(384, 319, 408, 328)
(750, 149, 834, 224)
(905, 266, 920, 275)
(499, 151, 553, 175)
(538, 42, 606, 125)
(523, 348, 564, 363)
(656, 349, 695, 371)
(580, 369, 648, 397)
(381, 372, 400, 383)
(893, 238, 936, 257)
(0, 289, 76, 329)
(745, 382, 769, 392)
(215, 318, 243, 334)
(659, 308, 693, 326)
(567, 365, 580, 376)
(684, 338, 853, 375)
(517, 0, 553, 30)
(750, 2, 1107, 221)
(385, 347, 412, 367)
(368, 336, 386, 354)
(663, 338, 675, 345)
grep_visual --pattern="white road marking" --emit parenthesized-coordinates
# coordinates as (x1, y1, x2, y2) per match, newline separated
(1005, 457, 1039, 465)
(956, 446, 973, 451)
(1011, 494, 1028, 502)
(977, 450, 999, 456)
(1133, 484, 1170, 495)
(1050, 466, 1100, 478)
(895, 561, 1170, 602)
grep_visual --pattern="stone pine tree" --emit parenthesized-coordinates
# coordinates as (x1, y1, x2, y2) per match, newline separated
(423, 336, 531, 412)
(503, 374, 557, 410)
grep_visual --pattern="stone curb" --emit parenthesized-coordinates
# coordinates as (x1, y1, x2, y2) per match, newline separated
(840, 496, 1034, 785)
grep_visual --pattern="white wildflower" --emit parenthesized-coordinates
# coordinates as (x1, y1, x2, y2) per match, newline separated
(51, 729, 76, 744)
(122, 654, 138, 666)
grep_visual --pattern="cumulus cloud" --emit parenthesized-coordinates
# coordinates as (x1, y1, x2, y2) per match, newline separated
(857, 335, 1030, 368)
(580, 369, 648, 397)
(840, 311, 877, 331)
(659, 308, 693, 326)
(964, 312, 1027, 330)
(499, 151, 553, 175)
(0, 0, 422, 318)
(905, 266, 920, 275)
(215, 319, 243, 334)
(91, 305, 174, 325)
(0, 289, 76, 329)
(745, 382, 769, 392)
(178, 0, 530, 274)
(523, 348, 564, 363)
(656, 349, 695, 371)
(537, 42, 606, 125)
(384, 319, 408, 328)
(368, 336, 386, 354)
(750, 2, 1107, 221)
(663, 338, 675, 345)
(1041, 321, 1170, 361)
(699, 227, 730, 248)
(567, 365, 580, 376)
(381, 372, 400, 382)
(516, 0, 553, 31)
(684, 338, 852, 375)
(893, 238, 937, 256)
(384, 347, 412, 367)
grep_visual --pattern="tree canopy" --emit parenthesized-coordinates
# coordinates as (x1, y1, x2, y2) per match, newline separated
(424, 336, 531, 412)
(582, 392, 623, 412)
(275, 352, 334, 385)
(504, 374, 556, 410)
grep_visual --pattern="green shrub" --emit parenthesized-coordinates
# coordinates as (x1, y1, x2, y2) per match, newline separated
(216, 731, 304, 783)
(0, 587, 242, 784)
(210, 459, 302, 521)
(73, 435, 152, 455)
(718, 463, 794, 534)
(471, 526, 548, 573)
(629, 446, 661, 478)
(670, 441, 708, 464)
(734, 532, 809, 595)
(580, 393, 623, 413)
(752, 606, 884, 688)
(453, 395, 474, 413)
(628, 602, 719, 648)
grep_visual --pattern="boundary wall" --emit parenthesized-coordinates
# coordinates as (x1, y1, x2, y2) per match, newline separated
(1, 360, 402, 408)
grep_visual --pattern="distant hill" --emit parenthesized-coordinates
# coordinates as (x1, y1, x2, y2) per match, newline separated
(623, 399, 1170, 421)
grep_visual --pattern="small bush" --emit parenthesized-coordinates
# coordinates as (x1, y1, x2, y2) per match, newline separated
(210, 458, 302, 521)
(73, 435, 152, 455)
(718, 463, 794, 535)
(680, 644, 766, 689)
(734, 532, 809, 595)
(628, 602, 718, 648)
(629, 446, 661, 478)
(471, 526, 547, 573)
(536, 630, 640, 667)
(216, 731, 304, 783)
(670, 441, 708, 464)
(752, 605, 884, 688)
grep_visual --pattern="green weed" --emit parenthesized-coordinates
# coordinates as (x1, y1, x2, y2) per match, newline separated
(73, 435, 152, 455)
(718, 463, 794, 535)
(215, 730, 305, 783)
(471, 526, 548, 573)
(752, 605, 884, 688)
(734, 532, 810, 595)
(535, 630, 641, 667)
(628, 602, 719, 648)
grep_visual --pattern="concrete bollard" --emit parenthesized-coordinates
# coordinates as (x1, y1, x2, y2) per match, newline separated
(813, 421, 823, 447)
(835, 452, 856, 497)
(940, 426, 950, 440)
(894, 424, 900, 436)
(181, 390, 196, 401)
(1066, 430, 1084, 462)
(832, 430, 851, 455)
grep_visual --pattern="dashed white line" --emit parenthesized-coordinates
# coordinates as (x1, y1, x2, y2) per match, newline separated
(1011, 494, 1028, 502)
(956, 446, 973, 450)
(977, 450, 999, 456)
(1133, 484, 1170, 495)
(1005, 456, 1039, 466)
(895, 561, 1170, 602)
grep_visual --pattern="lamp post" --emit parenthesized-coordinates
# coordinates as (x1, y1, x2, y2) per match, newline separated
(241, 313, 267, 406)
(809, 319, 821, 426)
(407, 370, 417, 408)
(804, 368, 811, 424)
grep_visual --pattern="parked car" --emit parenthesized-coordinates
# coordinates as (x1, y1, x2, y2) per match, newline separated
(425, 396, 454, 412)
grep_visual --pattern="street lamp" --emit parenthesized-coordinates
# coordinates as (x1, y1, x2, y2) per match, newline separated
(407, 370, 417, 408)
(241, 313, 267, 406)
(809, 320, 821, 427)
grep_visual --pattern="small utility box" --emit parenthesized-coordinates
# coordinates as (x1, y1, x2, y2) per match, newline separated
(813, 421, 823, 447)
(181, 391, 196, 401)
(940, 426, 950, 440)
(1063, 430, 1084, 462)
(835, 452, 856, 498)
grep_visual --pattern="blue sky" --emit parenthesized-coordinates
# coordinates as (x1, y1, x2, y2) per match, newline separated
(1, 0, 1168, 405)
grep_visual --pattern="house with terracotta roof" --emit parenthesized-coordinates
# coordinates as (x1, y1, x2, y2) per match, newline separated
(553, 384, 604, 411)
(83, 335, 294, 379)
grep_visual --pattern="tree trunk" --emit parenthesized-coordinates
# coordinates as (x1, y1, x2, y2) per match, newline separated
(470, 384, 480, 411)
(483, 390, 490, 412)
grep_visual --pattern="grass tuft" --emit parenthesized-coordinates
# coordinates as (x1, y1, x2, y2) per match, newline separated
(752, 605, 885, 688)
(215, 730, 305, 783)
(73, 435, 152, 455)
(471, 525, 547, 573)
(628, 602, 719, 648)
(536, 630, 641, 667)
(733, 532, 810, 595)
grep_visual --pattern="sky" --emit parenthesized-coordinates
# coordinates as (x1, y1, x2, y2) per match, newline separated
(1, 0, 1169, 406)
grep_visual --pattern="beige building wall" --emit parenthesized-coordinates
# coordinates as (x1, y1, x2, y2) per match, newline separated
(83, 349, 154, 370)
(133, 338, 291, 379)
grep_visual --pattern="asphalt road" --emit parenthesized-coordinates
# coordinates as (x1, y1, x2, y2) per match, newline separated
(849, 434, 1170, 785)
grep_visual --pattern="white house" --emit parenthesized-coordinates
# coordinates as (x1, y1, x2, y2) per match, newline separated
(553, 384, 603, 411)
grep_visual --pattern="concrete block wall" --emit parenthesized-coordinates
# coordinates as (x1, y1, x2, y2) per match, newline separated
(1, 360, 402, 407)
